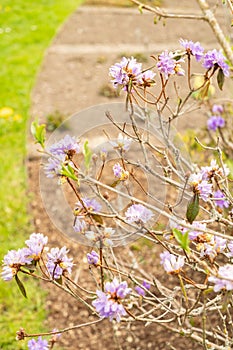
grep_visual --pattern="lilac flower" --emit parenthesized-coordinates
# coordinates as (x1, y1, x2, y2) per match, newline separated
(125, 204, 153, 224)
(110, 133, 132, 152)
(135, 280, 151, 297)
(28, 336, 49, 350)
(85, 227, 114, 247)
(25, 233, 48, 261)
(109, 57, 142, 89)
(87, 250, 99, 265)
(188, 173, 212, 201)
(75, 197, 102, 213)
(213, 190, 229, 209)
(174, 58, 185, 76)
(46, 246, 73, 279)
(140, 69, 156, 87)
(92, 278, 132, 322)
(200, 159, 230, 180)
(1, 248, 32, 281)
(212, 104, 224, 114)
(203, 49, 229, 77)
(200, 235, 227, 260)
(157, 51, 176, 80)
(113, 163, 129, 180)
(44, 154, 66, 178)
(208, 264, 233, 292)
(73, 217, 86, 234)
(160, 251, 185, 274)
(180, 39, 204, 62)
(188, 221, 207, 241)
(48, 135, 80, 157)
(207, 115, 225, 131)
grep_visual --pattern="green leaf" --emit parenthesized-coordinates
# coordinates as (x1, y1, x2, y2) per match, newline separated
(217, 68, 225, 90)
(61, 163, 79, 182)
(31, 120, 46, 148)
(173, 228, 190, 253)
(90, 213, 103, 225)
(83, 140, 92, 170)
(186, 193, 199, 224)
(138, 4, 143, 14)
(15, 274, 27, 298)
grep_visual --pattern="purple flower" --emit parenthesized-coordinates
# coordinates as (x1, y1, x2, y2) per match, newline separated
(92, 278, 132, 322)
(208, 264, 233, 292)
(46, 246, 73, 279)
(180, 39, 204, 62)
(48, 135, 80, 157)
(44, 154, 66, 178)
(25, 233, 48, 261)
(200, 235, 227, 260)
(188, 173, 212, 201)
(212, 104, 224, 114)
(75, 197, 102, 213)
(28, 336, 49, 350)
(125, 204, 153, 224)
(157, 51, 176, 80)
(203, 49, 229, 77)
(213, 190, 229, 209)
(207, 115, 225, 131)
(188, 221, 207, 241)
(1, 248, 32, 281)
(141, 69, 156, 87)
(73, 217, 86, 234)
(135, 280, 151, 296)
(109, 57, 142, 89)
(200, 160, 230, 180)
(160, 251, 185, 274)
(112, 163, 129, 180)
(110, 133, 132, 152)
(87, 250, 99, 265)
(197, 180, 213, 201)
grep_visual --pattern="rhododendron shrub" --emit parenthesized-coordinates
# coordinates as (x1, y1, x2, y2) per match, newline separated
(2, 8, 233, 349)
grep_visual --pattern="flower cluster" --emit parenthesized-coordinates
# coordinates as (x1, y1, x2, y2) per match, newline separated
(113, 163, 129, 180)
(44, 135, 80, 178)
(188, 159, 230, 202)
(180, 39, 204, 61)
(160, 251, 185, 274)
(92, 278, 132, 322)
(46, 246, 74, 279)
(28, 336, 49, 350)
(125, 204, 153, 224)
(1, 233, 48, 281)
(87, 250, 99, 265)
(207, 104, 225, 131)
(209, 264, 233, 292)
(1, 233, 73, 282)
(203, 49, 229, 77)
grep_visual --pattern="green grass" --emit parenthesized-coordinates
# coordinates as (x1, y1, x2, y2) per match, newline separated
(0, 1, 83, 348)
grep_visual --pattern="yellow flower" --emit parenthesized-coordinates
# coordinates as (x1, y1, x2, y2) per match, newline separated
(0, 107, 14, 119)
(13, 114, 22, 122)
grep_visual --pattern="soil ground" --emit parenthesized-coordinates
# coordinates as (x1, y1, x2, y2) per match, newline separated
(28, 1, 233, 349)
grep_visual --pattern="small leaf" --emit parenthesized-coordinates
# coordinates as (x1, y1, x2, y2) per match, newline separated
(31, 120, 46, 148)
(173, 228, 190, 253)
(15, 274, 27, 298)
(217, 68, 225, 90)
(186, 193, 199, 224)
(83, 140, 92, 170)
(61, 163, 79, 182)
(138, 4, 143, 14)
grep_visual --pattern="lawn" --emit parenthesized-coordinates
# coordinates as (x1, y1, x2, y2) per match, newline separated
(0, 1, 83, 348)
